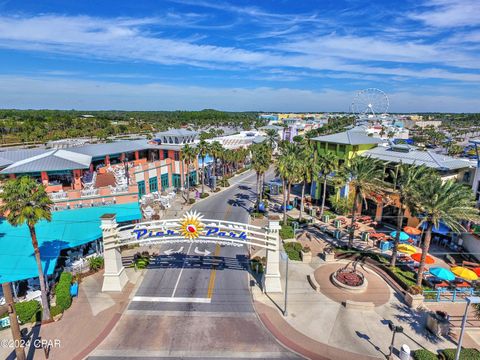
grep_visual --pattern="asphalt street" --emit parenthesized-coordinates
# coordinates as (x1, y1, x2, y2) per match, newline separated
(89, 169, 300, 359)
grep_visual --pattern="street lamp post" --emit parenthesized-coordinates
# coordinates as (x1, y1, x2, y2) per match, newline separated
(455, 296, 480, 360)
(280, 251, 289, 317)
(387, 321, 403, 359)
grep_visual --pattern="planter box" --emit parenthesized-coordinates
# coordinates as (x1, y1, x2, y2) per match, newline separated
(404, 292, 424, 308)
(301, 251, 312, 263)
(426, 312, 450, 337)
(321, 252, 335, 262)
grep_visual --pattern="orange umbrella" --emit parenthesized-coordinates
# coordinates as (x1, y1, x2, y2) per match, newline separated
(403, 226, 421, 235)
(411, 253, 435, 264)
(472, 268, 480, 276)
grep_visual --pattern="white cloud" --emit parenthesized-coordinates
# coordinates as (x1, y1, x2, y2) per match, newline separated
(409, 0, 480, 28)
(0, 14, 479, 84)
(0, 74, 479, 112)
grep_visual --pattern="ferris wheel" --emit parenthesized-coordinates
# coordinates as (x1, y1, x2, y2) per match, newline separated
(351, 88, 389, 117)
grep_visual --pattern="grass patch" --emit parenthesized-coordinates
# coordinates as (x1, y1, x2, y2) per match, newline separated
(284, 242, 302, 261)
(412, 349, 438, 360)
(440, 348, 480, 360)
(279, 224, 294, 240)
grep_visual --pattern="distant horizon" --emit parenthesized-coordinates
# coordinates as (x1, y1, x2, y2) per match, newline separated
(0, 1, 479, 112)
(1, 108, 479, 115)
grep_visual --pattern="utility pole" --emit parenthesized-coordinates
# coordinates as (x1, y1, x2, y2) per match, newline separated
(1, 282, 26, 360)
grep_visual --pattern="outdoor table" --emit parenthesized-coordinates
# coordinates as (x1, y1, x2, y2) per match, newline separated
(434, 281, 449, 289)
(454, 282, 471, 288)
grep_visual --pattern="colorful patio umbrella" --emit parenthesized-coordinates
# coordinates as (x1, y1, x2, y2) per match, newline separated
(451, 266, 479, 281)
(403, 226, 421, 235)
(411, 253, 435, 264)
(390, 231, 410, 241)
(473, 268, 480, 277)
(398, 244, 416, 255)
(430, 267, 455, 281)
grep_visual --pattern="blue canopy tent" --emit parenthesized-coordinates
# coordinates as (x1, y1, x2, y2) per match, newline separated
(0, 203, 141, 284)
(420, 222, 451, 236)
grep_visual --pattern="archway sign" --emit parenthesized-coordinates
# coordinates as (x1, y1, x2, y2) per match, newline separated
(100, 211, 283, 293)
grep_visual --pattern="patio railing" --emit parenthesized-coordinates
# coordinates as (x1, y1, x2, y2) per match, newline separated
(423, 289, 480, 302)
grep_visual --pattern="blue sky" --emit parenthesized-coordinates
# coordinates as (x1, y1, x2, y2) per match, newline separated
(0, 0, 479, 112)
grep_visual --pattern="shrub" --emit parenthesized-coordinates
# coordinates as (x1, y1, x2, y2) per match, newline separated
(412, 349, 438, 360)
(250, 211, 264, 219)
(88, 256, 104, 272)
(328, 194, 354, 216)
(15, 300, 41, 323)
(200, 193, 209, 199)
(279, 224, 294, 240)
(284, 242, 302, 261)
(55, 272, 73, 311)
(408, 285, 423, 295)
(188, 198, 195, 204)
(440, 348, 480, 360)
(50, 305, 64, 317)
(134, 255, 150, 269)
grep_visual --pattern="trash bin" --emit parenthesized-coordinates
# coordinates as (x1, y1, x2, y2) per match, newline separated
(399, 344, 410, 360)
(321, 215, 330, 223)
(334, 230, 341, 240)
(334, 219, 341, 228)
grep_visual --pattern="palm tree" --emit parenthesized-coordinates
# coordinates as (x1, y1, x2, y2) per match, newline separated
(251, 143, 272, 210)
(317, 152, 338, 218)
(411, 177, 479, 286)
(338, 156, 385, 248)
(209, 141, 223, 177)
(180, 144, 198, 204)
(388, 163, 433, 267)
(297, 143, 320, 222)
(196, 140, 210, 195)
(276, 146, 297, 224)
(265, 128, 280, 150)
(0, 176, 53, 322)
(2, 282, 26, 360)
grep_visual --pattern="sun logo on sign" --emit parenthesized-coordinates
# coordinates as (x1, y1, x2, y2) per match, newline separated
(180, 210, 204, 240)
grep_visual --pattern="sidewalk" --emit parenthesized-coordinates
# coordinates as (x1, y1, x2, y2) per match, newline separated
(251, 257, 465, 360)
(0, 268, 142, 360)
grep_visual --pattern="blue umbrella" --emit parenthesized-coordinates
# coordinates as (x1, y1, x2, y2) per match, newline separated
(429, 267, 455, 281)
(390, 231, 410, 241)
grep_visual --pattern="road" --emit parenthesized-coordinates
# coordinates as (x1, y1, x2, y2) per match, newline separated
(89, 169, 300, 359)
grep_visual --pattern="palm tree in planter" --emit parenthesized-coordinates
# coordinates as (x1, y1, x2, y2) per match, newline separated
(196, 139, 210, 196)
(180, 143, 198, 204)
(317, 152, 338, 218)
(0, 176, 53, 322)
(209, 141, 223, 178)
(411, 176, 479, 286)
(388, 163, 433, 267)
(338, 156, 385, 248)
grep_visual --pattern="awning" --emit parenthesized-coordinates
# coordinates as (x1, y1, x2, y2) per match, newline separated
(0, 203, 141, 284)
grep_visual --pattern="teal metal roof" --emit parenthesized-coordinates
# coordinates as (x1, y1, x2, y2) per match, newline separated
(0, 203, 141, 284)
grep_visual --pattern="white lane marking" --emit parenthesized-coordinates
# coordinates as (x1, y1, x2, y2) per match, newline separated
(132, 296, 211, 303)
(171, 242, 193, 297)
(164, 246, 184, 255)
(194, 247, 211, 256)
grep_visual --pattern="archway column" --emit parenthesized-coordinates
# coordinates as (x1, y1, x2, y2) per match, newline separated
(101, 214, 128, 292)
(265, 216, 282, 293)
